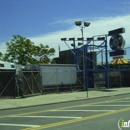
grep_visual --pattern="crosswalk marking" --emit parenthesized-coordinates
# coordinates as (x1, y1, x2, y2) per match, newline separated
(0, 123, 40, 127)
(117, 101, 130, 102)
(91, 105, 130, 106)
(9, 116, 82, 119)
(50, 110, 115, 112)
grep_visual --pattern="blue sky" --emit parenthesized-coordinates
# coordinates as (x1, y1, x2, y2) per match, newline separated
(0, 0, 130, 62)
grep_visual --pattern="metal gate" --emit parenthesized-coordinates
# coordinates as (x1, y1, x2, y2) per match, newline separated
(0, 70, 16, 98)
(120, 70, 130, 87)
(94, 71, 106, 88)
(94, 69, 130, 88)
(22, 70, 42, 96)
(109, 70, 121, 88)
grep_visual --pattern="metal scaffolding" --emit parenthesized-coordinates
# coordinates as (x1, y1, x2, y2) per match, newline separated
(61, 33, 110, 91)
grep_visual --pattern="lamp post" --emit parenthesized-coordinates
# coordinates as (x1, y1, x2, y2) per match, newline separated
(75, 21, 90, 95)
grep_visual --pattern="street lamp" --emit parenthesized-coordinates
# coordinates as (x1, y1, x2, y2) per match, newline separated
(75, 20, 90, 93)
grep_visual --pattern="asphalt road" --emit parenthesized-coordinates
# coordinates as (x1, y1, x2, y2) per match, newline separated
(0, 94, 130, 130)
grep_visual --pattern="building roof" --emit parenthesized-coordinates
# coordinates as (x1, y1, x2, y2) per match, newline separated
(111, 58, 129, 64)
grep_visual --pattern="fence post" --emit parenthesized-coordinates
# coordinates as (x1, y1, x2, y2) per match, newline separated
(57, 68, 59, 92)
(120, 70, 122, 88)
(70, 68, 72, 92)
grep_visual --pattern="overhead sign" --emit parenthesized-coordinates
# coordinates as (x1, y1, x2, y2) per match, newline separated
(108, 28, 125, 36)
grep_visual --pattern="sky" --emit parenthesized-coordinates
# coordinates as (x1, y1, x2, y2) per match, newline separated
(0, 0, 130, 62)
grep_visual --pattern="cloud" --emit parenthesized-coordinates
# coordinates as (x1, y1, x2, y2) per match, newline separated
(0, 42, 7, 54)
(29, 15, 130, 57)
(49, 18, 85, 25)
(123, 1, 130, 5)
(1, 15, 130, 60)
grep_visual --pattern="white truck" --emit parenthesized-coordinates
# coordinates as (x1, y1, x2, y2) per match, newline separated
(26, 64, 77, 86)
(0, 60, 15, 69)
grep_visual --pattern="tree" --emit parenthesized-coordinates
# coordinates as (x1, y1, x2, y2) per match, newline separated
(2, 35, 55, 65)
(0, 52, 3, 60)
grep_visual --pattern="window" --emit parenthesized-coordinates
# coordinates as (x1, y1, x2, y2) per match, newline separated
(0, 63, 4, 67)
(11, 64, 15, 68)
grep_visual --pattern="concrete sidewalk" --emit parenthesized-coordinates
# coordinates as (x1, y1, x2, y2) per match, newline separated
(0, 87, 130, 111)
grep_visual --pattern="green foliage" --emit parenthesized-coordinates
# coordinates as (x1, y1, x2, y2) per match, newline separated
(1, 35, 55, 65)
(0, 52, 3, 60)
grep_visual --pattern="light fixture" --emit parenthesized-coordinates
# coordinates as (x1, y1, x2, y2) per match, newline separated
(97, 37, 105, 40)
(69, 38, 75, 41)
(77, 38, 84, 41)
(75, 21, 82, 26)
(61, 38, 67, 41)
(84, 22, 90, 27)
(78, 42, 83, 46)
(87, 37, 94, 41)
(71, 43, 74, 47)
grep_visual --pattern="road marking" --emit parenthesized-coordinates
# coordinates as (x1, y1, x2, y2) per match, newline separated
(50, 110, 115, 112)
(22, 106, 130, 130)
(91, 105, 130, 106)
(117, 101, 130, 102)
(0, 123, 40, 128)
(9, 116, 82, 119)
(1, 97, 130, 119)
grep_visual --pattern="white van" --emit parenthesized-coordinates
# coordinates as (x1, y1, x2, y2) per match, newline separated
(0, 61, 15, 69)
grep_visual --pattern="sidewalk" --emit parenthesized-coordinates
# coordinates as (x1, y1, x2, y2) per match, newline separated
(0, 87, 130, 111)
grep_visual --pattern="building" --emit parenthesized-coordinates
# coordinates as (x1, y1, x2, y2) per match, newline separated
(54, 49, 97, 69)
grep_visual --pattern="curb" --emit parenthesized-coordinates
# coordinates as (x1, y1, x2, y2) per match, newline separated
(0, 93, 130, 111)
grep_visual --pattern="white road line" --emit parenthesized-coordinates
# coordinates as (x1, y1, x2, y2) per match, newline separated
(0, 123, 40, 127)
(50, 110, 115, 112)
(91, 105, 130, 106)
(117, 101, 130, 102)
(9, 116, 82, 119)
